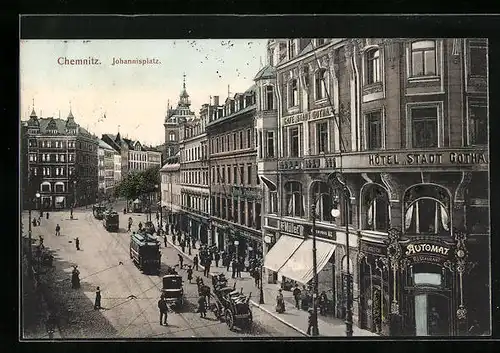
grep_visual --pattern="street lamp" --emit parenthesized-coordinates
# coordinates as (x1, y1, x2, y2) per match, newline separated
(310, 202, 320, 336)
(234, 240, 239, 261)
(188, 221, 192, 255)
(260, 235, 272, 304)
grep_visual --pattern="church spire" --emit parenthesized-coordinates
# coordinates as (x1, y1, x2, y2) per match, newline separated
(30, 98, 37, 117)
(68, 101, 74, 119)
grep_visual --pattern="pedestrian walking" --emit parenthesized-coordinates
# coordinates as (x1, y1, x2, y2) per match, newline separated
(292, 285, 301, 309)
(204, 259, 211, 277)
(319, 291, 328, 316)
(163, 234, 167, 247)
(32, 217, 37, 228)
(46, 212, 49, 219)
(236, 258, 242, 278)
(226, 255, 231, 272)
(192, 237, 196, 250)
(75, 237, 80, 251)
(94, 286, 102, 310)
(172, 234, 176, 245)
(193, 255, 199, 271)
(178, 253, 184, 269)
(39, 235, 44, 246)
(231, 259, 236, 279)
(181, 240, 186, 253)
(55, 224, 61, 236)
(214, 252, 220, 267)
(138, 222, 143, 231)
(158, 297, 168, 325)
(197, 295, 207, 318)
(307, 308, 316, 335)
(187, 265, 193, 284)
(276, 289, 285, 313)
(254, 267, 261, 288)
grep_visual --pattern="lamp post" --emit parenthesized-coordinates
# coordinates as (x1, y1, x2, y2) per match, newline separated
(260, 235, 272, 304)
(156, 184, 162, 236)
(188, 221, 192, 255)
(310, 203, 320, 336)
(234, 240, 239, 262)
(331, 192, 353, 337)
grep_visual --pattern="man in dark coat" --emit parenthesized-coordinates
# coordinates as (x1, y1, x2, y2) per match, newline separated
(254, 267, 261, 288)
(178, 254, 184, 269)
(181, 240, 186, 253)
(158, 297, 168, 325)
(236, 258, 242, 278)
(214, 252, 220, 267)
(231, 259, 237, 279)
(292, 285, 301, 309)
(204, 258, 211, 277)
(75, 237, 80, 251)
(307, 308, 317, 335)
(94, 287, 102, 310)
(55, 224, 61, 236)
(197, 295, 207, 318)
(193, 255, 199, 271)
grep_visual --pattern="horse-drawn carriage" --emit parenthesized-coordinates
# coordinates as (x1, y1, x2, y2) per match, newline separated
(208, 272, 253, 331)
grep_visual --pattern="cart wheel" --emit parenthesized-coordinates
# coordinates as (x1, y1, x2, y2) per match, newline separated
(129, 250, 133, 259)
(225, 309, 234, 331)
(217, 304, 224, 322)
(245, 311, 253, 330)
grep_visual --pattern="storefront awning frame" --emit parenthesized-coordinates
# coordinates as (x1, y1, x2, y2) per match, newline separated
(263, 234, 304, 273)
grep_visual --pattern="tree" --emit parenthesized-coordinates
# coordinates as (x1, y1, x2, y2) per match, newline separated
(114, 165, 161, 207)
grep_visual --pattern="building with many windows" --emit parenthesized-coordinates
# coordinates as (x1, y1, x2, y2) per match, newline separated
(178, 100, 211, 244)
(98, 139, 118, 197)
(22, 109, 99, 209)
(160, 152, 182, 233)
(257, 38, 489, 336)
(206, 87, 263, 257)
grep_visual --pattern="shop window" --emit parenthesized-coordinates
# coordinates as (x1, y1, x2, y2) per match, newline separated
(366, 111, 383, 150)
(366, 48, 381, 84)
(288, 79, 298, 107)
(266, 86, 274, 110)
(289, 127, 300, 157)
(411, 106, 438, 148)
(364, 186, 389, 231)
(315, 69, 327, 100)
(410, 40, 437, 77)
(285, 181, 304, 217)
(468, 105, 487, 145)
(469, 41, 487, 77)
(312, 181, 333, 222)
(316, 121, 329, 154)
(269, 191, 278, 214)
(405, 198, 449, 235)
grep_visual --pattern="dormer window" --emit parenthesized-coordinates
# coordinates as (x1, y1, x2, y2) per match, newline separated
(316, 38, 325, 46)
(289, 40, 296, 59)
(288, 79, 298, 107)
(366, 48, 381, 84)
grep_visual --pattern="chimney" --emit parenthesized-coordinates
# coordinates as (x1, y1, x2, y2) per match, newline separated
(213, 96, 219, 106)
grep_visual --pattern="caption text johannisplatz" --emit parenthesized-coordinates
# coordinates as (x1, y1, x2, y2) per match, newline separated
(57, 57, 162, 66)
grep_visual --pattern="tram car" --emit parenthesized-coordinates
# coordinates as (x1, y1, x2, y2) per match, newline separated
(103, 210, 119, 232)
(129, 232, 161, 274)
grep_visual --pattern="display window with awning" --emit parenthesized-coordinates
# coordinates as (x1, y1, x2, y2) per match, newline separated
(263, 235, 304, 273)
(278, 239, 337, 285)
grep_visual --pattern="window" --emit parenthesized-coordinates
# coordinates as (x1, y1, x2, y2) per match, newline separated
(240, 166, 245, 185)
(226, 135, 230, 151)
(469, 105, 487, 145)
(312, 182, 333, 222)
(221, 165, 226, 183)
(411, 40, 436, 77)
(366, 49, 381, 84)
(55, 183, 64, 193)
(255, 203, 262, 230)
(411, 106, 438, 148)
(266, 131, 275, 158)
(269, 191, 278, 214)
(289, 40, 296, 59)
(289, 79, 298, 107)
(469, 42, 487, 77)
(405, 198, 449, 235)
(247, 129, 251, 148)
(239, 131, 243, 149)
(364, 186, 389, 231)
(317, 38, 325, 46)
(467, 205, 489, 234)
(266, 86, 274, 110)
(316, 122, 328, 154)
(227, 166, 231, 185)
(41, 182, 51, 192)
(290, 127, 300, 157)
(285, 182, 303, 217)
(315, 69, 327, 100)
(233, 199, 238, 222)
(366, 111, 383, 150)
(248, 202, 253, 227)
(233, 166, 237, 184)
(233, 133, 237, 150)
(256, 166, 260, 185)
(247, 165, 252, 185)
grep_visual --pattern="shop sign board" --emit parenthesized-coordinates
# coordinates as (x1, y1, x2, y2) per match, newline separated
(403, 240, 453, 264)
(360, 241, 387, 256)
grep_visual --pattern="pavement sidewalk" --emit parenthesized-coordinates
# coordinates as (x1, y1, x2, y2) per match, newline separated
(158, 226, 378, 337)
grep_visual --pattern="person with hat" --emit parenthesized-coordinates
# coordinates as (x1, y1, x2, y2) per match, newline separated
(275, 289, 285, 313)
(307, 308, 317, 335)
(197, 295, 207, 318)
(187, 265, 193, 284)
(94, 286, 102, 310)
(158, 296, 168, 325)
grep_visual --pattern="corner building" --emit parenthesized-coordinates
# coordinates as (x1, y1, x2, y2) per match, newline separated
(257, 38, 489, 336)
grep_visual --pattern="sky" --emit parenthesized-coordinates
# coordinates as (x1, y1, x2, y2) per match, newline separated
(20, 39, 268, 146)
